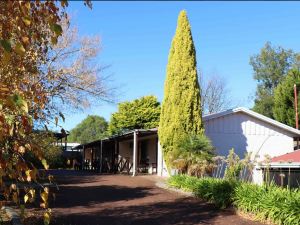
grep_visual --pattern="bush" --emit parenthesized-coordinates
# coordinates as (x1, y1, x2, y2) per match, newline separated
(234, 182, 300, 225)
(168, 134, 215, 176)
(168, 175, 300, 224)
(224, 148, 242, 181)
(23, 132, 66, 169)
(168, 175, 237, 208)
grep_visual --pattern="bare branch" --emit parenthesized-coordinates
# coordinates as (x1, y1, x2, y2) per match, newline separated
(43, 16, 115, 113)
(200, 71, 232, 114)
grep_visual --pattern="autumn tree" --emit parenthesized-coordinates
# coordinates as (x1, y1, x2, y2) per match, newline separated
(273, 69, 300, 127)
(108, 96, 160, 135)
(68, 115, 108, 144)
(250, 42, 299, 118)
(44, 16, 113, 114)
(159, 10, 204, 165)
(0, 1, 93, 223)
(24, 132, 64, 169)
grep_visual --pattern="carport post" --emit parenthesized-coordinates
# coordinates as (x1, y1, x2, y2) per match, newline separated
(100, 140, 103, 173)
(132, 130, 138, 176)
(82, 145, 85, 170)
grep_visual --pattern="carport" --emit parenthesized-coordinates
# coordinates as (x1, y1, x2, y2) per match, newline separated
(74, 128, 158, 176)
(259, 150, 300, 188)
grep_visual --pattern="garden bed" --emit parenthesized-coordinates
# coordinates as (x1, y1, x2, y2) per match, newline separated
(168, 175, 300, 225)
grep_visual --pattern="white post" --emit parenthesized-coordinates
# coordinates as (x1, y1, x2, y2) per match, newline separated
(132, 130, 138, 176)
(157, 141, 163, 176)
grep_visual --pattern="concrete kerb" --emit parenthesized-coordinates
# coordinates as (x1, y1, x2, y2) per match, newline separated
(155, 180, 195, 197)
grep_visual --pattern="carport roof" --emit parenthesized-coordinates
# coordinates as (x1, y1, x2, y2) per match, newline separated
(72, 128, 158, 150)
(257, 150, 300, 168)
(271, 150, 300, 164)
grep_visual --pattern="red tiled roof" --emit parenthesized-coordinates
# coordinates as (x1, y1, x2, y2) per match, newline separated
(271, 150, 300, 163)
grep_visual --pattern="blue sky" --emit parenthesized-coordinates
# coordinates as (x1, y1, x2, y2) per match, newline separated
(61, 1, 300, 131)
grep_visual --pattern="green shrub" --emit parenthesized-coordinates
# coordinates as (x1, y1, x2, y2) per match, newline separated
(169, 134, 215, 176)
(224, 148, 242, 181)
(168, 175, 300, 224)
(234, 182, 300, 225)
(168, 175, 236, 208)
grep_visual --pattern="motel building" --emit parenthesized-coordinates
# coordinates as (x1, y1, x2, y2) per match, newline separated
(74, 107, 300, 187)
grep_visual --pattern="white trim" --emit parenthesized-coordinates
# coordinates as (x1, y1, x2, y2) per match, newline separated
(203, 107, 300, 136)
(258, 163, 300, 168)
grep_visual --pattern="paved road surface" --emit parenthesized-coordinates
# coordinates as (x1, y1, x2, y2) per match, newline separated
(39, 170, 263, 225)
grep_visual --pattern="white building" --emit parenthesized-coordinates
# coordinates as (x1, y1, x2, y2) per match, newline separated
(78, 107, 300, 184)
(158, 107, 300, 183)
(203, 107, 300, 161)
(56, 142, 81, 151)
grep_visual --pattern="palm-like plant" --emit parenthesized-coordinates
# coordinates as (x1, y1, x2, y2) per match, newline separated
(170, 134, 215, 176)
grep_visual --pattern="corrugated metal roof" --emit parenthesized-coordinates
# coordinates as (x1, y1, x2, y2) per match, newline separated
(271, 150, 300, 163)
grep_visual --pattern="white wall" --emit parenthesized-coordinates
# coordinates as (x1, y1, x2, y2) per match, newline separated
(157, 141, 169, 177)
(204, 112, 295, 161)
(118, 136, 158, 174)
(147, 138, 157, 165)
(204, 112, 295, 184)
(157, 112, 297, 181)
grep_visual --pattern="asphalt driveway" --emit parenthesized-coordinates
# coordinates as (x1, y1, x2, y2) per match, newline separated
(31, 170, 263, 225)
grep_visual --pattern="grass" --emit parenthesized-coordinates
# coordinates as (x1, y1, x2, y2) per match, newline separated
(168, 175, 300, 225)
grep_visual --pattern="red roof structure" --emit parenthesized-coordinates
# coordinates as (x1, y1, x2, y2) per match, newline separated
(271, 150, 300, 163)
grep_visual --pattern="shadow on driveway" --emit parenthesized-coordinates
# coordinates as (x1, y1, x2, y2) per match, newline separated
(25, 170, 263, 225)
(53, 184, 154, 208)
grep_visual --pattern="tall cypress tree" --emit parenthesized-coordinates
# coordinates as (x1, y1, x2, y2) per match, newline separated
(159, 10, 204, 163)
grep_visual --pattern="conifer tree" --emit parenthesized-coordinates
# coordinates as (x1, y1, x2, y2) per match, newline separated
(159, 10, 204, 164)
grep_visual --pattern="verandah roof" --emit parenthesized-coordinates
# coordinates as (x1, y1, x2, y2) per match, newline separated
(72, 128, 158, 150)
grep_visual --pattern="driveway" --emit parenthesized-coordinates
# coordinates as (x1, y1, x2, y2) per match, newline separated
(30, 170, 263, 225)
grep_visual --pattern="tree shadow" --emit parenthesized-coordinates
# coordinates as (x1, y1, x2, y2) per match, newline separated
(46, 170, 106, 185)
(52, 184, 154, 208)
(204, 111, 248, 159)
(49, 197, 261, 225)
(22, 171, 263, 225)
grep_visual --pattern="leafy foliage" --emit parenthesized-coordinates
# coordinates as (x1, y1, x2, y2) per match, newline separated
(24, 132, 64, 169)
(168, 175, 237, 208)
(68, 115, 108, 144)
(169, 134, 214, 177)
(108, 95, 160, 135)
(234, 182, 300, 225)
(46, 16, 113, 112)
(0, 0, 92, 222)
(159, 10, 204, 167)
(273, 69, 300, 127)
(169, 175, 300, 224)
(224, 148, 243, 181)
(250, 42, 299, 118)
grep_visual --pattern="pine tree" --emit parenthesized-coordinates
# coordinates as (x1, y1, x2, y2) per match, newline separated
(158, 10, 204, 164)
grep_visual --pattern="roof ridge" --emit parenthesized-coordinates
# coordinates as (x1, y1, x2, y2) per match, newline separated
(203, 107, 300, 136)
